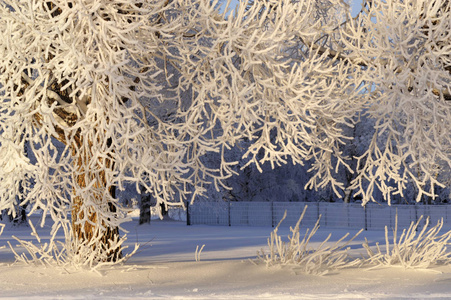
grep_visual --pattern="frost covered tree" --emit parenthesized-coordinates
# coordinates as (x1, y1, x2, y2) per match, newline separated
(337, 0, 451, 204)
(0, 0, 450, 267)
(0, 0, 362, 265)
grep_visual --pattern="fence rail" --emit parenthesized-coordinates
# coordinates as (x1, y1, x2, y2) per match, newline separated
(187, 201, 451, 230)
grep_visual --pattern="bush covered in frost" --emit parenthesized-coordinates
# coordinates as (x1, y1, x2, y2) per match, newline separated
(256, 207, 363, 275)
(258, 207, 451, 275)
(7, 220, 138, 274)
(363, 215, 451, 270)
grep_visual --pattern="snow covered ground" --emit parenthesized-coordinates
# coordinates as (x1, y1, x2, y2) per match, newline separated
(1, 217, 451, 299)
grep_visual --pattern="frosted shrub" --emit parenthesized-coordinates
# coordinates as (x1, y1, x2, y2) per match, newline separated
(8, 220, 138, 273)
(257, 207, 363, 275)
(363, 214, 451, 269)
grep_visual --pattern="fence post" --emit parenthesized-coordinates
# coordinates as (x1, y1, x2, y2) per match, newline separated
(415, 204, 418, 230)
(389, 206, 392, 229)
(271, 201, 274, 227)
(447, 205, 449, 228)
(228, 200, 231, 226)
(364, 205, 368, 231)
(317, 202, 320, 224)
(345, 202, 351, 228)
(324, 203, 327, 227)
(186, 201, 191, 226)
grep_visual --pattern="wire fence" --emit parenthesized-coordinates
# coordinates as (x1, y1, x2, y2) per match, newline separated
(187, 201, 451, 230)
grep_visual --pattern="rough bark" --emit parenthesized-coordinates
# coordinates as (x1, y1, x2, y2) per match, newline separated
(71, 138, 122, 262)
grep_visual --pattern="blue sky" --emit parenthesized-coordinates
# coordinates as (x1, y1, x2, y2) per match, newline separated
(222, 0, 363, 17)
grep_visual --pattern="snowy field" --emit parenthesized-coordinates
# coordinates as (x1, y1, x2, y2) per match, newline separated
(1, 217, 451, 299)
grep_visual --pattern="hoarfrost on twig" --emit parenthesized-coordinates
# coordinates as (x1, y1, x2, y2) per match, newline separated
(195, 244, 205, 262)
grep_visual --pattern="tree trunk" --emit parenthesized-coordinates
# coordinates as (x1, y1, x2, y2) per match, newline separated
(139, 187, 152, 225)
(160, 202, 168, 218)
(343, 188, 352, 204)
(9, 204, 27, 224)
(71, 140, 122, 262)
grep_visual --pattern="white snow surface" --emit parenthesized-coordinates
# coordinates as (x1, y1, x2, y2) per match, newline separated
(1, 217, 451, 299)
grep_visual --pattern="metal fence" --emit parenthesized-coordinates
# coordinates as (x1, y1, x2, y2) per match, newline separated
(187, 201, 451, 230)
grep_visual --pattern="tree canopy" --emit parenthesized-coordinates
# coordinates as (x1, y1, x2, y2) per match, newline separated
(0, 0, 451, 266)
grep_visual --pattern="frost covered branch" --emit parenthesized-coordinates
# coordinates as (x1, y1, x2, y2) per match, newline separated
(195, 244, 205, 262)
